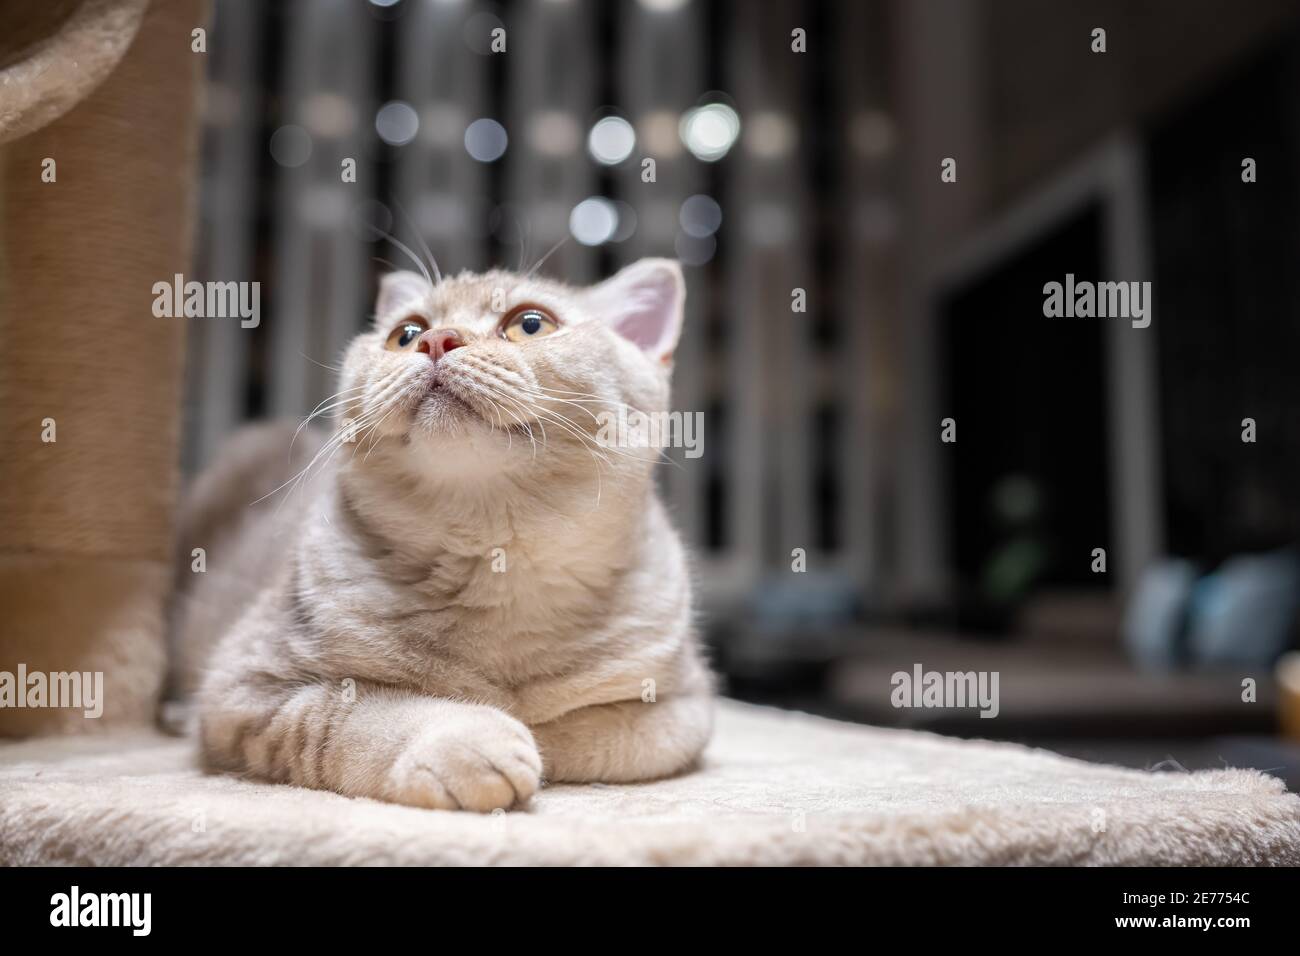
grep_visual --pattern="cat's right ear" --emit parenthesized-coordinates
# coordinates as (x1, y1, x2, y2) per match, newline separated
(375, 270, 429, 320)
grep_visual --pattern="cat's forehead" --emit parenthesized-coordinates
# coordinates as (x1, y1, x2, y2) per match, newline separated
(428, 270, 576, 319)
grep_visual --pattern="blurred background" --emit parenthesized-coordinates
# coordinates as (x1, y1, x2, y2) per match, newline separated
(185, 0, 1300, 784)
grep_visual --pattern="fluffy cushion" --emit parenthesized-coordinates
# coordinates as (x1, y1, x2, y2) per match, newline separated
(1, 700, 1296, 865)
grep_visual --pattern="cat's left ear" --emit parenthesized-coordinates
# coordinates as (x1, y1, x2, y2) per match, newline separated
(375, 270, 430, 320)
(587, 258, 685, 364)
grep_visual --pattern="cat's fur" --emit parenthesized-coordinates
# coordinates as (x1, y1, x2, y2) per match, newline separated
(179, 258, 713, 811)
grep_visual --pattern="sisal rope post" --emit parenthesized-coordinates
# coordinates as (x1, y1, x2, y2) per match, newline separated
(0, 0, 207, 734)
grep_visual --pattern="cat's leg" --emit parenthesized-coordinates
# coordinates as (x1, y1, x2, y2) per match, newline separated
(530, 693, 713, 783)
(199, 675, 542, 811)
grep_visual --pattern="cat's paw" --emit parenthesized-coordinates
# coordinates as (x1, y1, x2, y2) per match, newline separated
(388, 705, 542, 812)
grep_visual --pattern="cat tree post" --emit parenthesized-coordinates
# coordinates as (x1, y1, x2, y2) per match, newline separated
(0, 0, 207, 734)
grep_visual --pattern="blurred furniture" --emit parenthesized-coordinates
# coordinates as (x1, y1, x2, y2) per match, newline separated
(825, 628, 1277, 738)
(722, 625, 1278, 736)
(718, 588, 1284, 743)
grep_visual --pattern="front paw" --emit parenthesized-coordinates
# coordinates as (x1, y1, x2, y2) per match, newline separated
(388, 706, 542, 812)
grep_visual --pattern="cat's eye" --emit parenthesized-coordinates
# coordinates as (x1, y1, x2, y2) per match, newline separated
(502, 307, 559, 343)
(385, 317, 428, 351)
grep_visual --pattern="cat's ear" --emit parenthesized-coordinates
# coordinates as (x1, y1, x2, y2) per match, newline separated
(587, 258, 685, 363)
(375, 270, 429, 319)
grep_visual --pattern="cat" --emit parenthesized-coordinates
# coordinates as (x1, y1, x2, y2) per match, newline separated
(177, 258, 713, 812)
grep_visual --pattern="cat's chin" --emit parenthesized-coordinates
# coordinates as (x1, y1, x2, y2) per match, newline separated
(411, 385, 478, 432)
(396, 388, 526, 481)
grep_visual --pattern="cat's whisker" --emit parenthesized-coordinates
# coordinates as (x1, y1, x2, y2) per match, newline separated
(298, 351, 344, 374)
(524, 235, 569, 279)
(534, 408, 608, 506)
(486, 388, 543, 460)
(392, 199, 443, 285)
(260, 431, 348, 507)
(503, 206, 529, 274)
(522, 395, 681, 470)
(468, 387, 516, 451)
(528, 383, 657, 418)
(452, 369, 549, 459)
(311, 409, 386, 482)
(528, 388, 685, 470)
(522, 384, 667, 434)
(486, 389, 607, 502)
(294, 386, 369, 428)
(452, 356, 618, 429)
(292, 369, 409, 468)
(509, 385, 603, 425)
(304, 384, 368, 411)
(503, 396, 616, 468)
(483, 398, 512, 451)
(536, 411, 611, 463)
(459, 368, 642, 471)
(257, 431, 348, 512)
(454, 381, 512, 446)
(260, 403, 392, 511)
(359, 403, 403, 464)
(365, 224, 434, 288)
(290, 386, 371, 456)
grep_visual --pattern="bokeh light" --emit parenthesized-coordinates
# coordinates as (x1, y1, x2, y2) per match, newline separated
(610, 201, 638, 242)
(375, 100, 419, 146)
(269, 125, 312, 167)
(588, 116, 637, 165)
(680, 102, 740, 162)
(464, 118, 508, 162)
(679, 194, 722, 238)
(569, 197, 619, 245)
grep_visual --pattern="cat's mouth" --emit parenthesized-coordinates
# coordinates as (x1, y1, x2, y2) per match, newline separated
(418, 378, 471, 414)
(407, 360, 544, 446)
(410, 369, 503, 434)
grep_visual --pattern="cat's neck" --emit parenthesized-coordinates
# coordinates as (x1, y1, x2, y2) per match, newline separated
(328, 447, 651, 578)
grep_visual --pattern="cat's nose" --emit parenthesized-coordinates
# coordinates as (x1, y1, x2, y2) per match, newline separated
(416, 328, 465, 362)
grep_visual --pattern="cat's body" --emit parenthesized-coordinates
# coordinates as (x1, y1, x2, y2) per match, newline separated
(181, 259, 712, 811)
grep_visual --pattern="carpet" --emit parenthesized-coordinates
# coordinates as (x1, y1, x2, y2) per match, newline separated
(1, 700, 1296, 866)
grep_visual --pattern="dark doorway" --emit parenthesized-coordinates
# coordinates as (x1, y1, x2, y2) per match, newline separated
(938, 202, 1112, 629)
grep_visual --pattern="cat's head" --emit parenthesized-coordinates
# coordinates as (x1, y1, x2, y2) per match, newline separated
(335, 258, 685, 484)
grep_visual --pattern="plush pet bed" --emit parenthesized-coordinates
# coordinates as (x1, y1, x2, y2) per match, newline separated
(2, 700, 1296, 866)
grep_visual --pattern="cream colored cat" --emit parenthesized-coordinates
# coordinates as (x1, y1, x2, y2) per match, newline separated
(181, 258, 712, 812)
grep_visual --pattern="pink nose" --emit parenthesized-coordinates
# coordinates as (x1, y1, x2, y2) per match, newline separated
(416, 328, 465, 362)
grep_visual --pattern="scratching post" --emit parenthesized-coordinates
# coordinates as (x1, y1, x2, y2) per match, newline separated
(0, 0, 206, 734)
